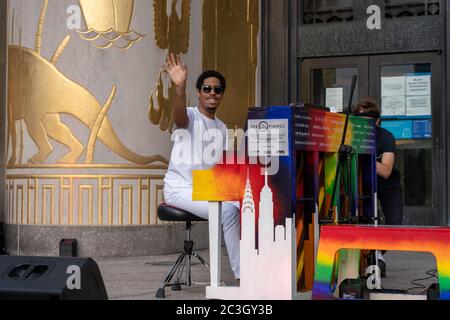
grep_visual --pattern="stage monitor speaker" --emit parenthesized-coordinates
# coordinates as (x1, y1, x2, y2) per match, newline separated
(0, 256, 108, 300)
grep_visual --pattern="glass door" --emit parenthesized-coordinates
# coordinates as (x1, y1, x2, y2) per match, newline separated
(301, 57, 368, 113)
(301, 52, 444, 226)
(369, 53, 443, 226)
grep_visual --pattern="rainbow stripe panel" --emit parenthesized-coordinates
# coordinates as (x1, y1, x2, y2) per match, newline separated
(313, 225, 450, 300)
(193, 106, 377, 223)
(294, 107, 376, 154)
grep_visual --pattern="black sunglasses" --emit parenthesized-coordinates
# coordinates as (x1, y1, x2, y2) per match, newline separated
(201, 85, 224, 95)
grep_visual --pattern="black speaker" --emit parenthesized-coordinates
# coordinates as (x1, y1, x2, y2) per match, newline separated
(0, 256, 108, 300)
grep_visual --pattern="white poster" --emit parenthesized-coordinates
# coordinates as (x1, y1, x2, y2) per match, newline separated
(406, 75, 431, 96)
(406, 96, 431, 116)
(325, 88, 344, 112)
(248, 119, 289, 157)
(381, 76, 406, 98)
(381, 96, 406, 116)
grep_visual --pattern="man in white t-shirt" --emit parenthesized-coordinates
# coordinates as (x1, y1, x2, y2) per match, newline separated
(163, 53, 240, 280)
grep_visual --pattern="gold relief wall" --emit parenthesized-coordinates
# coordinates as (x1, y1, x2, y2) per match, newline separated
(6, 174, 167, 226)
(149, 0, 260, 132)
(77, 0, 145, 49)
(149, 0, 191, 132)
(5, 0, 260, 227)
(79, 0, 134, 33)
(7, 0, 168, 168)
(6, 0, 181, 227)
(202, 0, 260, 129)
(153, 0, 190, 55)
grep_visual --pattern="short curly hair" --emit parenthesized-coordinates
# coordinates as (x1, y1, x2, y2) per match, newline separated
(353, 98, 380, 119)
(196, 70, 226, 92)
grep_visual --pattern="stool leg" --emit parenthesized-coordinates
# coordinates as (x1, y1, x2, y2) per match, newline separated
(192, 251, 210, 268)
(187, 253, 192, 286)
(183, 240, 194, 287)
(186, 225, 192, 287)
(185, 223, 209, 286)
(155, 252, 187, 298)
(156, 219, 210, 298)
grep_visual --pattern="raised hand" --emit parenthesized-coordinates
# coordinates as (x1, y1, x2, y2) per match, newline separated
(165, 53, 187, 88)
(165, 53, 189, 128)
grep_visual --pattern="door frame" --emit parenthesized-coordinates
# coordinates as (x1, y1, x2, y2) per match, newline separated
(301, 52, 445, 226)
(369, 52, 444, 225)
(301, 56, 369, 107)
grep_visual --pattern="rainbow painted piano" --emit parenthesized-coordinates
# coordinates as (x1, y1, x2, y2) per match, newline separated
(193, 104, 378, 299)
(194, 105, 450, 299)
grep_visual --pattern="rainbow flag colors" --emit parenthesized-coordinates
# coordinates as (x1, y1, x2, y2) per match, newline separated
(313, 225, 450, 300)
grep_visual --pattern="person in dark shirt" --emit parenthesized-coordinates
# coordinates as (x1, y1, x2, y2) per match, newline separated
(354, 98, 403, 225)
(375, 124, 403, 225)
(354, 98, 403, 277)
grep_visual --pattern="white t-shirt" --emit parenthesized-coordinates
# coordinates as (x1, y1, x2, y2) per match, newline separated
(164, 107, 228, 195)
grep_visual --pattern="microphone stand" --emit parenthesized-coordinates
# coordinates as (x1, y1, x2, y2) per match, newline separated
(327, 75, 358, 224)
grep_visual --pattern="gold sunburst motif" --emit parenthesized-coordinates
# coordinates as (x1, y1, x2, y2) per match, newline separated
(149, 0, 191, 132)
(7, 0, 168, 166)
(77, 0, 145, 50)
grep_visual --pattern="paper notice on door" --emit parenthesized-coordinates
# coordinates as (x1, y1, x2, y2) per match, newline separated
(406, 74, 431, 96)
(381, 96, 406, 116)
(325, 88, 344, 112)
(406, 95, 431, 116)
(381, 76, 406, 97)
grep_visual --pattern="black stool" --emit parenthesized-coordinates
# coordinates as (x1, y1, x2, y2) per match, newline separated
(155, 204, 209, 298)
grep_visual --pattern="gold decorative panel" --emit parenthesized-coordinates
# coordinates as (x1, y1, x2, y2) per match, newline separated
(148, 69, 176, 132)
(202, 0, 259, 129)
(153, 0, 191, 55)
(5, 0, 260, 234)
(149, 0, 192, 132)
(78, 0, 145, 49)
(6, 173, 166, 226)
(7, 0, 167, 167)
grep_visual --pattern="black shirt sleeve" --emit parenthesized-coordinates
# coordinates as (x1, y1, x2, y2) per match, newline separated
(376, 127, 401, 191)
(378, 128, 396, 155)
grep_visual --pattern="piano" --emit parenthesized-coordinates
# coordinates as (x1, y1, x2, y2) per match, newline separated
(193, 104, 377, 299)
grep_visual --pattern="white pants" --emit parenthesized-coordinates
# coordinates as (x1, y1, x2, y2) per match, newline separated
(164, 188, 240, 279)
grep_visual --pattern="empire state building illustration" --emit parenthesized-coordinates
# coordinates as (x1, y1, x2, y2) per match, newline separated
(239, 169, 297, 299)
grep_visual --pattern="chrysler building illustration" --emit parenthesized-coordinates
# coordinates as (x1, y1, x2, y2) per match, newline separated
(239, 168, 296, 299)
(241, 170, 256, 253)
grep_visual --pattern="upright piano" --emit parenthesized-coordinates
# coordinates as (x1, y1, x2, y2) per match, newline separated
(193, 104, 377, 299)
